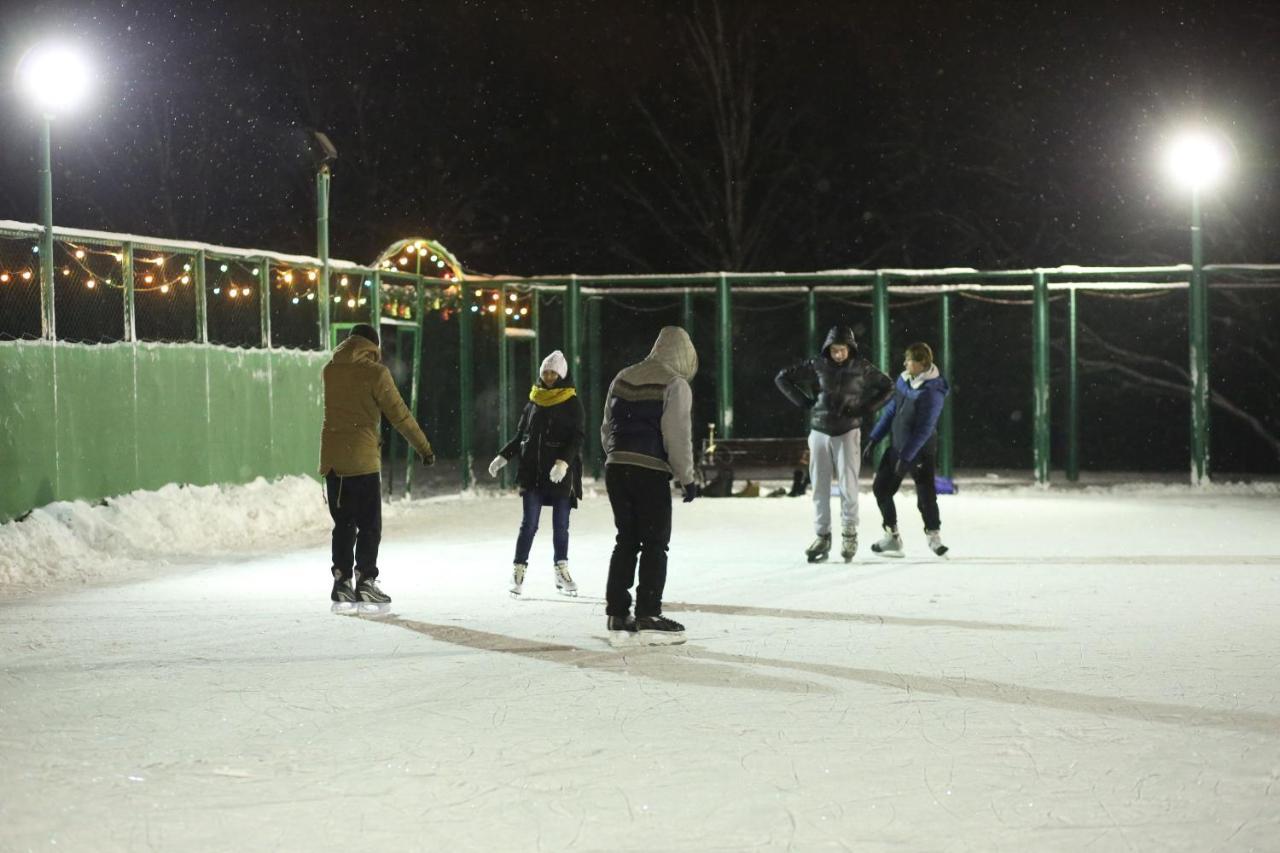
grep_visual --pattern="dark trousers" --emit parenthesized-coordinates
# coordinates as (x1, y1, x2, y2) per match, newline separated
(872, 443, 941, 531)
(604, 464, 673, 618)
(514, 489, 572, 564)
(325, 471, 382, 579)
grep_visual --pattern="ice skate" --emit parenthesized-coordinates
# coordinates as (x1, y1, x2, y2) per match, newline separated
(870, 525, 904, 557)
(634, 614, 687, 645)
(354, 575, 391, 615)
(840, 530, 858, 562)
(805, 533, 831, 563)
(925, 529, 949, 557)
(605, 614, 638, 647)
(553, 560, 578, 596)
(509, 562, 527, 598)
(330, 570, 357, 614)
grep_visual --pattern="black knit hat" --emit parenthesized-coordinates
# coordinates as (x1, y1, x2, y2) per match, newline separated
(349, 323, 379, 346)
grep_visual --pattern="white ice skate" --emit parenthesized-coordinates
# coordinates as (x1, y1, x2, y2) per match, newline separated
(553, 561, 578, 596)
(870, 526, 904, 558)
(510, 562, 527, 598)
(840, 530, 858, 562)
(926, 529, 949, 557)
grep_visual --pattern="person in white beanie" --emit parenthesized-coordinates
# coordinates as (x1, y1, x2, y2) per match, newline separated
(488, 349, 585, 597)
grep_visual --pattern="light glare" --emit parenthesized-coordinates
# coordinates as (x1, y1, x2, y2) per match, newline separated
(1166, 130, 1227, 190)
(16, 43, 92, 115)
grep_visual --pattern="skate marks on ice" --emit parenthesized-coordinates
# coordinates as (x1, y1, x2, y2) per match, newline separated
(523, 595, 1053, 633)
(662, 601, 1056, 633)
(689, 649, 1280, 736)
(366, 616, 1280, 735)
(374, 616, 832, 695)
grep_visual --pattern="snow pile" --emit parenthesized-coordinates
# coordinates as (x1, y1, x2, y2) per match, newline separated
(0, 476, 332, 589)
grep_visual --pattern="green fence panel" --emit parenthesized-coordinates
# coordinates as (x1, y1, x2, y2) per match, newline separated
(0, 341, 328, 522)
(0, 342, 58, 515)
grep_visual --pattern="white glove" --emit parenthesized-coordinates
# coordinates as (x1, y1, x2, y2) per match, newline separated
(549, 459, 569, 484)
(488, 455, 507, 477)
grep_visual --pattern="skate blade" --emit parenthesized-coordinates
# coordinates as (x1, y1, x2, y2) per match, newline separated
(556, 588, 579, 597)
(330, 601, 358, 614)
(806, 553, 829, 563)
(636, 631, 687, 646)
(509, 589, 523, 599)
(605, 631, 686, 648)
(356, 602, 391, 616)
(871, 549, 904, 558)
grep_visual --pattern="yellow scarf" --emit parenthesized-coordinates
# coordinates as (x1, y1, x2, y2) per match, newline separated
(529, 385, 576, 407)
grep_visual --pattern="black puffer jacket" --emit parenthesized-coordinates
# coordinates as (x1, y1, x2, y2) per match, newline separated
(499, 379, 586, 505)
(775, 326, 894, 436)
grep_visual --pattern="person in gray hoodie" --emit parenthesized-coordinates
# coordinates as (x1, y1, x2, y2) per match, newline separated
(600, 326, 699, 638)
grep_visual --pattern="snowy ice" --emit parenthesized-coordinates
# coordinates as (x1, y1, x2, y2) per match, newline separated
(1, 477, 1278, 850)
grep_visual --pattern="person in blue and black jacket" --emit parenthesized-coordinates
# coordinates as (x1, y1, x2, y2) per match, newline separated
(864, 341, 951, 557)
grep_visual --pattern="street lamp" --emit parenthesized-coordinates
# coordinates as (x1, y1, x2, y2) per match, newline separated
(1164, 128, 1228, 485)
(15, 42, 92, 340)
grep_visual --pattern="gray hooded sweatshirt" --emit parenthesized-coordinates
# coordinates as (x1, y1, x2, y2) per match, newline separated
(600, 326, 699, 486)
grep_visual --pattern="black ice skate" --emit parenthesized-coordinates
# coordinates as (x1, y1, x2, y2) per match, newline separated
(805, 533, 831, 563)
(840, 530, 858, 563)
(635, 614, 686, 645)
(330, 570, 357, 614)
(354, 575, 391, 615)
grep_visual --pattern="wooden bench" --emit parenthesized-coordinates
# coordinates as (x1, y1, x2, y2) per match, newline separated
(699, 428, 809, 496)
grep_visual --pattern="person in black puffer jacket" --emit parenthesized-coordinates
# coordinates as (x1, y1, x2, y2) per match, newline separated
(488, 350, 585, 598)
(775, 325, 893, 563)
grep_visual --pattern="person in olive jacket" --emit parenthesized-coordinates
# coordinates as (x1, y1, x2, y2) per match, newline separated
(488, 350, 585, 598)
(775, 325, 893, 563)
(319, 323, 435, 612)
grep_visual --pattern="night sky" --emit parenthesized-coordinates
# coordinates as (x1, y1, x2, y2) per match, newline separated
(2, 0, 1278, 472)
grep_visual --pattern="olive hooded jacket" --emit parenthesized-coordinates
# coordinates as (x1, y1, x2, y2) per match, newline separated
(318, 335, 433, 476)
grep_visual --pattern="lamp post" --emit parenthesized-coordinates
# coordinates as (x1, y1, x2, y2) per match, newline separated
(15, 42, 92, 340)
(1165, 129, 1227, 486)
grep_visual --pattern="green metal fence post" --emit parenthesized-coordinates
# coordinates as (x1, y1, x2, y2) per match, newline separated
(566, 274, 582, 381)
(1032, 271, 1051, 486)
(498, 283, 510, 488)
(38, 116, 55, 340)
(370, 269, 382, 326)
(682, 287, 695, 339)
(194, 250, 208, 343)
(587, 296, 604, 478)
(258, 260, 271, 348)
(938, 292, 954, 479)
(459, 283, 475, 489)
(404, 273, 425, 499)
(872, 272, 890, 468)
(873, 272, 890, 374)
(530, 289, 542, 385)
(122, 243, 136, 342)
(316, 166, 331, 348)
(1189, 188, 1210, 485)
(806, 287, 818, 356)
(717, 272, 734, 438)
(1067, 287, 1080, 482)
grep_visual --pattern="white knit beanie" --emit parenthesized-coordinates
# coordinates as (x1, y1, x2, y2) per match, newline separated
(540, 350, 568, 379)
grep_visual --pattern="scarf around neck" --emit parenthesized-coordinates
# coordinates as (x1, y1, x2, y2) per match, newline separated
(529, 385, 576, 407)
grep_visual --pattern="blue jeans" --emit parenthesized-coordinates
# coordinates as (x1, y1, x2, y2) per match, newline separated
(514, 490, 572, 564)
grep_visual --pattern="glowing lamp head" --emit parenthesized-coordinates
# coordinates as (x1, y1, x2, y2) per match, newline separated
(1166, 130, 1228, 190)
(15, 42, 92, 116)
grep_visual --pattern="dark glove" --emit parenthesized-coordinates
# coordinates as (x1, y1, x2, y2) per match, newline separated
(421, 451, 436, 467)
(682, 482, 700, 503)
(862, 439, 879, 462)
(894, 457, 911, 478)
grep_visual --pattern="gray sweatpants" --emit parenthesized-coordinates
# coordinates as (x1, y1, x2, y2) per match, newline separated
(808, 428, 861, 536)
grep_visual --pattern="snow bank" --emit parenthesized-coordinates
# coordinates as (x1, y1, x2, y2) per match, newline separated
(0, 476, 333, 589)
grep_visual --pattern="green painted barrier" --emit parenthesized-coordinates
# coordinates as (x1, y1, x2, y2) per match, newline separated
(0, 341, 326, 522)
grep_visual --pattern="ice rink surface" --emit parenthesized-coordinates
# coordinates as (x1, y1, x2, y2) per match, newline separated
(2, 484, 1278, 851)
